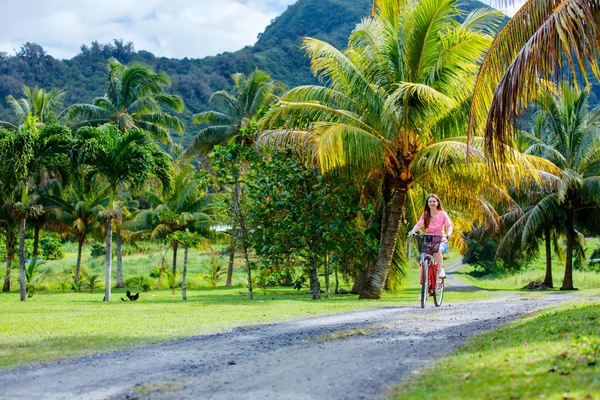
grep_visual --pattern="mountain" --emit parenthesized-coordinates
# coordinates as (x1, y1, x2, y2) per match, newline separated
(0, 0, 508, 144)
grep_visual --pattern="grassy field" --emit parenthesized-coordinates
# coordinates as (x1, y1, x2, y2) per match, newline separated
(1, 249, 490, 370)
(389, 293, 600, 400)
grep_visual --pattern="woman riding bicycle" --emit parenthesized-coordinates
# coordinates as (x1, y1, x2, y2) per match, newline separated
(408, 194, 453, 278)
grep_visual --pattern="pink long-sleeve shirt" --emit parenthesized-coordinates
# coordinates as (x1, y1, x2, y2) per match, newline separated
(413, 211, 453, 240)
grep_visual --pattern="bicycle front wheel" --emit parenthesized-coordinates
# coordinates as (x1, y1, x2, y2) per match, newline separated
(433, 273, 444, 307)
(421, 260, 428, 308)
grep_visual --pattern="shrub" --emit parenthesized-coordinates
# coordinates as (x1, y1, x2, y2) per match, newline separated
(124, 275, 154, 292)
(90, 243, 106, 258)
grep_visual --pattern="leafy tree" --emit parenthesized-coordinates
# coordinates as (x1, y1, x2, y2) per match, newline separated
(190, 70, 279, 287)
(260, 0, 502, 298)
(77, 124, 173, 301)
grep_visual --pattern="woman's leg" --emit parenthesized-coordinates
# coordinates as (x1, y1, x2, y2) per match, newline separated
(434, 248, 445, 277)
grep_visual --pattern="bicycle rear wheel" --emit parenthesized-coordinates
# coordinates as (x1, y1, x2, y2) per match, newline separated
(433, 273, 444, 307)
(420, 260, 428, 308)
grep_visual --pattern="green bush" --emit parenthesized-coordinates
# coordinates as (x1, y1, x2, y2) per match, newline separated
(40, 233, 64, 260)
(90, 243, 106, 258)
(124, 275, 154, 292)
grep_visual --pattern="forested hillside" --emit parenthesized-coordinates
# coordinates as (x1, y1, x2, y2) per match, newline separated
(0, 0, 507, 144)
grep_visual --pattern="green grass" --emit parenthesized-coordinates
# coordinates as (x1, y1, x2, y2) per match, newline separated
(389, 293, 600, 400)
(0, 251, 492, 370)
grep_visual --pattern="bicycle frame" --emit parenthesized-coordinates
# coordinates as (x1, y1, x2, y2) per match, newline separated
(411, 234, 445, 308)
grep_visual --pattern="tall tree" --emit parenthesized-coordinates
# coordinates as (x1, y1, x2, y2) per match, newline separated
(62, 59, 184, 288)
(77, 124, 173, 301)
(260, 0, 503, 298)
(467, 0, 600, 155)
(0, 118, 72, 301)
(501, 82, 600, 290)
(190, 69, 278, 287)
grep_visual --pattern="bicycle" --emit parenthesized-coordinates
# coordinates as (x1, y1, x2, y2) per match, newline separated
(409, 233, 445, 308)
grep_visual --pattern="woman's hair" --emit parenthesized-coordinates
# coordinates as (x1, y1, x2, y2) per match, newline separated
(423, 194, 443, 228)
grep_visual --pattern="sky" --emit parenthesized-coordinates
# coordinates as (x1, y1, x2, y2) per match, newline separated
(0, 0, 523, 61)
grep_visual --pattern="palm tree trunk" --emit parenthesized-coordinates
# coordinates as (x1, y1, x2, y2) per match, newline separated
(543, 228, 553, 288)
(116, 183, 124, 288)
(2, 227, 15, 292)
(182, 245, 188, 301)
(18, 217, 27, 301)
(324, 255, 330, 298)
(32, 225, 40, 261)
(75, 240, 84, 285)
(172, 241, 178, 276)
(104, 219, 113, 301)
(359, 179, 409, 299)
(226, 225, 237, 286)
(232, 179, 253, 299)
(561, 207, 576, 290)
(309, 258, 321, 300)
(334, 260, 339, 294)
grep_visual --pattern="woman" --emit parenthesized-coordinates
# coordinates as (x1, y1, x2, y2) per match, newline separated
(408, 194, 453, 278)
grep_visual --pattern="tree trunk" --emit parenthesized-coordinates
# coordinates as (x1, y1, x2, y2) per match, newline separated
(561, 207, 576, 290)
(351, 269, 368, 294)
(334, 264, 339, 295)
(324, 255, 330, 298)
(115, 183, 124, 288)
(18, 217, 27, 301)
(543, 228, 553, 288)
(233, 180, 253, 299)
(2, 227, 15, 292)
(226, 226, 237, 286)
(74, 240, 84, 285)
(172, 241, 178, 276)
(182, 245, 188, 301)
(359, 179, 409, 299)
(104, 219, 113, 301)
(309, 259, 321, 300)
(32, 225, 40, 261)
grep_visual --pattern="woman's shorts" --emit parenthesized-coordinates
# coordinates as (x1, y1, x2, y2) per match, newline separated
(440, 242, 449, 254)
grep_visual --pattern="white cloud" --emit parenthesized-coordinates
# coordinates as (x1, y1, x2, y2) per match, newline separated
(0, 0, 297, 60)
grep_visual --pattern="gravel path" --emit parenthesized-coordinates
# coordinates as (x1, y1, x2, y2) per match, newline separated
(0, 269, 577, 400)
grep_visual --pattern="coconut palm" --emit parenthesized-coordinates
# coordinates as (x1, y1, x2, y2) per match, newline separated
(466, 0, 600, 155)
(499, 82, 600, 290)
(0, 118, 73, 301)
(0, 201, 18, 292)
(0, 85, 65, 131)
(125, 167, 222, 278)
(190, 69, 278, 288)
(44, 180, 109, 285)
(61, 59, 184, 145)
(77, 124, 174, 301)
(62, 59, 183, 288)
(259, 0, 505, 298)
(189, 69, 278, 154)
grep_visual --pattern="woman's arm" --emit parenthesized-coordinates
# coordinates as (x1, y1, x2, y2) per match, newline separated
(409, 214, 425, 235)
(444, 212, 454, 237)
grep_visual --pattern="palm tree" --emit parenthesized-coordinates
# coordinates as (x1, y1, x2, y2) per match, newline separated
(259, 0, 504, 298)
(0, 201, 18, 292)
(77, 124, 174, 301)
(125, 167, 221, 278)
(190, 69, 278, 288)
(0, 85, 65, 130)
(44, 180, 109, 285)
(0, 118, 73, 301)
(500, 82, 600, 290)
(189, 69, 278, 153)
(466, 0, 600, 155)
(62, 59, 184, 288)
(62, 59, 184, 144)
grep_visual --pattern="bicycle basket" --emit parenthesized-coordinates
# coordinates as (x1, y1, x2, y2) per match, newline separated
(417, 235, 444, 255)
